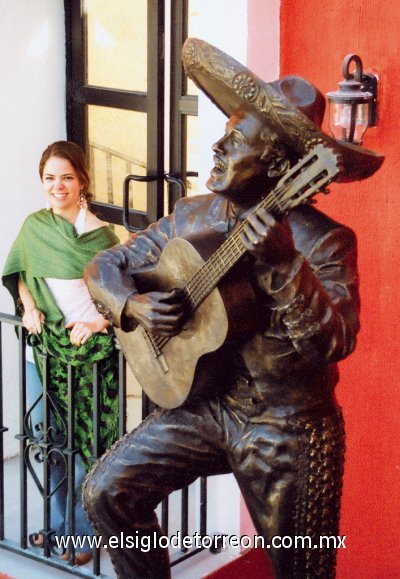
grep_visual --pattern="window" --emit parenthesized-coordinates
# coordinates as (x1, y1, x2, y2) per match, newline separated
(65, 0, 199, 241)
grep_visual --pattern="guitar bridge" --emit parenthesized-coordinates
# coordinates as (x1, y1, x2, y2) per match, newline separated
(156, 353, 169, 374)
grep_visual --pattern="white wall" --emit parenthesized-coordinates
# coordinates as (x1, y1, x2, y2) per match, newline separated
(0, 0, 66, 457)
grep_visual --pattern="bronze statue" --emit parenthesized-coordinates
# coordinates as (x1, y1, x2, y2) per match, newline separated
(82, 39, 383, 578)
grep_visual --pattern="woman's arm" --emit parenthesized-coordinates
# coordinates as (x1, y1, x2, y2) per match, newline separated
(17, 277, 45, 334)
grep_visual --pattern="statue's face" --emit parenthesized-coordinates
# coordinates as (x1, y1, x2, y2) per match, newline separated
(206, 107, 278, 206)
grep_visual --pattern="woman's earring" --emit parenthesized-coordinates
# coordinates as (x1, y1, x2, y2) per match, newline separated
(78, 193, 88, 210)
(46, 200, 51, 210)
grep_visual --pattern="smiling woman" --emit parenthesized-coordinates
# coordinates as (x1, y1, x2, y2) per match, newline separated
(2, 141, 120, 566)
(39, 141, 91, 221)
(42, 157, 84, 216)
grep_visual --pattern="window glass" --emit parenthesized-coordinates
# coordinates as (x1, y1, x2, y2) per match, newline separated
(87, 105, 147, 211)
(113, 224, 131, 243)
(85, 0, 147, 91)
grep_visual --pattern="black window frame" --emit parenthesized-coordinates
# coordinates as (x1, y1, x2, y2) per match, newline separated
(64, 0, 165, 229)
(65, 0, 198, 228)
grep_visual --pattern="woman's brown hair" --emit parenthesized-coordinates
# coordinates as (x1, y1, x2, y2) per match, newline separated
(39, 141, 93, 203)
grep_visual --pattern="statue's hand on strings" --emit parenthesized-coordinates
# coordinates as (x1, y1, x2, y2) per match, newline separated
(125, 289, 187, 336)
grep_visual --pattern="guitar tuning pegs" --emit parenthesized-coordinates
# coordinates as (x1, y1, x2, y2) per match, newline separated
(307, 198, 317, 204)
(320, 187, 331, 195)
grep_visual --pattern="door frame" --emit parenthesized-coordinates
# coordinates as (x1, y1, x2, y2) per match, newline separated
(64, 0, 165, 228)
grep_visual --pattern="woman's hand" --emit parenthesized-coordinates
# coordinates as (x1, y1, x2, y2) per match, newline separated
(18, 278, 44, 334)
(22, 308, 45, 335)
(65, 315, 110, 346)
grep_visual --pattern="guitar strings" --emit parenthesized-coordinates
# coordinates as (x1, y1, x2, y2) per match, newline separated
(139, 148, 335, 359)
(190, 155, 328, 303)
(184, 175, 296, 303)
(150, 175, 298, 353)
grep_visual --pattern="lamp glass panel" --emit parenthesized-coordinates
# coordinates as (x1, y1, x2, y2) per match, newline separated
(328, 101, 369, 144)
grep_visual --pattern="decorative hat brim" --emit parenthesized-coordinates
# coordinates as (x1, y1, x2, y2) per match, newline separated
(182, 38, 384, 183)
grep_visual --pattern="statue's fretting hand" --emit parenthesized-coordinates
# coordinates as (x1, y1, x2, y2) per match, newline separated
(125, 289, 186, 336)
(240, 208, 298, 266)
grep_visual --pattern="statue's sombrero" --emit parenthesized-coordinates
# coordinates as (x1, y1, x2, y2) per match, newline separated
(182, 38, 384, 182)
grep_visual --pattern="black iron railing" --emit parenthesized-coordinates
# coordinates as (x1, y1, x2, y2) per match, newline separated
(0, 312, 208, 577)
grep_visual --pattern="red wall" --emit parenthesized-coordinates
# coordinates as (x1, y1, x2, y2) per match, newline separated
(278, 1, 400, 577)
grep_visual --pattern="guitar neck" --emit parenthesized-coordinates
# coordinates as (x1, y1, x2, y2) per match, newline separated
(184, 181, 290, 310)
(184, 144, 339, 311)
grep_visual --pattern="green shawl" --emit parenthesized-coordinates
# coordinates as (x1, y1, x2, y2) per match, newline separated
(2, 209, 120, 467)
(3, 209, 119, 334)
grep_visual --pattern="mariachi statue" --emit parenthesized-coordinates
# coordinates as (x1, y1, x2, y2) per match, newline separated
(83, 39, 383, 578)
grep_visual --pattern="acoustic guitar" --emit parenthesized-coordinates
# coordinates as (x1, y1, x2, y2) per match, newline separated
(115, 144, 340, 408)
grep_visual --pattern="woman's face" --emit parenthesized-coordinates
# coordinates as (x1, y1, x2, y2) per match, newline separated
(42, 156, 83, 216)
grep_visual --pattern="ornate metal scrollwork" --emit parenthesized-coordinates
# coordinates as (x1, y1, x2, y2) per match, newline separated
(23, 390, 68, 555)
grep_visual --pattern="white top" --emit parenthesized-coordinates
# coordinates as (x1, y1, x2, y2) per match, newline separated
(44, 278, 100, 326)
(45, 209, 99, 325)
(74, 207, 86, 233)
(26, 208, 100, 362)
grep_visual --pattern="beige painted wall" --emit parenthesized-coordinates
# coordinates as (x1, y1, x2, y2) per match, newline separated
(0, 0, 66, 458)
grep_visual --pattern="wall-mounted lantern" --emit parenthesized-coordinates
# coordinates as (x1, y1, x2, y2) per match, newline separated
(326, 54, 378, 145)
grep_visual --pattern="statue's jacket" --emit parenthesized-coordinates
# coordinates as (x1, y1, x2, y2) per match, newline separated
(85, 194, 360, 418)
